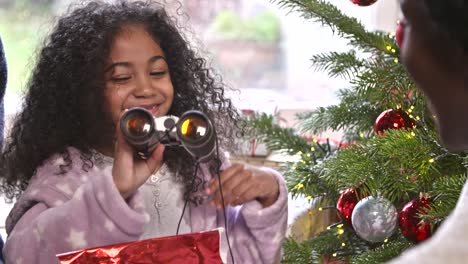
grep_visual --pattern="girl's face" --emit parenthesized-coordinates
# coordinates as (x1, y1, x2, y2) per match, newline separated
(104, 24, 174, 125)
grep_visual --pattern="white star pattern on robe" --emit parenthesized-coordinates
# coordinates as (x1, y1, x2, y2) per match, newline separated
(66, 228, 87, 250)
(97, 191, 105, 201)
(143, 213, 150, 222)
(33, 228, 41, 242)
(104, 219, 115, 232)
(247, 243, 261, 261)
(16, 257, 23, 264)
(56, 182, 73, 196)
(134, 201, 144, 210)
(74, 187, 84, 200)
(272, 231, 284, 244)
(36, 223, 45, 240)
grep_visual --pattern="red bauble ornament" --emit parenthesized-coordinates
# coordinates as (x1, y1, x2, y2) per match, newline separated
(374, 109, 416, 135)
(395, 19, 406, 48)
(350, 0, 378, 6)
(399, 197, 432, 243)
(336, 187, 368, 226)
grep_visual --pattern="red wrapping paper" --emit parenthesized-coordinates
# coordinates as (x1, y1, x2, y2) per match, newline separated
(56, 230, 224, 264)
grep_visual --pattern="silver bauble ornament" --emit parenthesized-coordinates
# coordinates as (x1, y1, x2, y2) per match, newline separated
(351, 196, 398, 243)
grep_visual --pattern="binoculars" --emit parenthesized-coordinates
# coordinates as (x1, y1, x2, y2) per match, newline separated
(120, 107, 216, 162)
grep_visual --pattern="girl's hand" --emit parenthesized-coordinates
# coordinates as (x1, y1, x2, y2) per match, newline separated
(112, 114, 165, 199)
(205, 163, 280, 208)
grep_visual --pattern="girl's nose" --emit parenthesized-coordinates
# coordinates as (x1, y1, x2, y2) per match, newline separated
(134, 76, 155, 98)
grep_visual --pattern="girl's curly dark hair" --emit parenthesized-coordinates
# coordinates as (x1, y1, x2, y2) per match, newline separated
(0, 0, 240, 201)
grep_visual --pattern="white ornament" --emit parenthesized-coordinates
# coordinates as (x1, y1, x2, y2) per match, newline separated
(351, 196, 398, 243)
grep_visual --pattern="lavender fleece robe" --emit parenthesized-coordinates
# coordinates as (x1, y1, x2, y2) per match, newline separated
(3, 147, 288, 264)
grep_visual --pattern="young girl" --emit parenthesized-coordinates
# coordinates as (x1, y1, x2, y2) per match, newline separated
(0, 1, 288, 263)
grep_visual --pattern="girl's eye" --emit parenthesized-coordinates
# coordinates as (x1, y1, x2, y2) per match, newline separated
(150, 71, 166, 77)
(112, 76, 131, 82)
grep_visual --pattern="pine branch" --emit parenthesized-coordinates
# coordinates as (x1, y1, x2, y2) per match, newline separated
(284, 158, 340, 200)
(272, 0, 397, 55)
(311, 51, 417, 105)
(354, 59, 416, 99)
(423, 173, 467, 221)
(308, 129, 464, 204)
(366, 129, 466, 201)
(298, 91, 422, 139)
(311, 51, 365, 79)
(282, 229, 347, 264)
(245, 113, 311, 155)
(319, 145, 389, 196)
(297, 100, 377, 141)
(281, 238, 317, 263)
(350, 237, 412, 264)
(245, 113, 344, 199)
(461, 155, 468, 170)
(282, 225, 374, 264)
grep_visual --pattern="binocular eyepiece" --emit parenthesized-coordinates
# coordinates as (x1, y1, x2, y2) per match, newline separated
(120, 107, 216, 162)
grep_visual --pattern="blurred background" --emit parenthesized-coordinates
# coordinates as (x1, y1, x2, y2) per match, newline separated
(0, 0, 399, 238)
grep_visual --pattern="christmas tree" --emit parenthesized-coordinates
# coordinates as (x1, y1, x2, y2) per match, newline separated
(245, 0, 468, 263)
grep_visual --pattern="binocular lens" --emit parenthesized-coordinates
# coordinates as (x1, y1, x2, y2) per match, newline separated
(121, 107, 215, 162)
(180, 116, 208, 141)
(177, 111, 215, 162)
(124, 111, 153, 138)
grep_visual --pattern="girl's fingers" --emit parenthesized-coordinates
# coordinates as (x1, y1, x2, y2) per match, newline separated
(206, 164, 245, 194)
(212, 169, 255, 208)
(113, 110, 165, 198)
(144, 143, 165, 174)
(209, 167, 280, 208)
(114, 111, 135, 169)
(213, 182, 252, 208)
(113, 117, 134, 182)
(230, 185, 259, 207)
